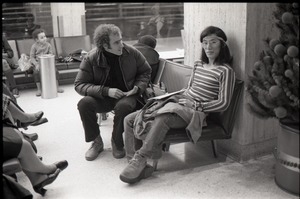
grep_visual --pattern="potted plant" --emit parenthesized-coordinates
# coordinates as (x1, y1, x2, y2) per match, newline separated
(246, 3, 299, 196)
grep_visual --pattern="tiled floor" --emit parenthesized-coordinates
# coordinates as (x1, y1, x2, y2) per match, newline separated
(14, 84, 298, 199)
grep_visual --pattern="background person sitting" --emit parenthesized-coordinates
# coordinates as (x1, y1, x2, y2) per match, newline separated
(24, 13, 41, 37)
(133, 35, 159, 83)
(28, 28, 64, 96)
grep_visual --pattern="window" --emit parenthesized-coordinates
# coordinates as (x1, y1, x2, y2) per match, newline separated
(2, 3, 53, 40)
(85, 3, 184, 52)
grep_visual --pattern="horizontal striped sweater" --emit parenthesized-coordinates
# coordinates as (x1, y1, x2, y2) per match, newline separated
(185, 61, 235, 112)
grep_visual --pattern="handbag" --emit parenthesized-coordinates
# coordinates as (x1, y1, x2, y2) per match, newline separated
(18, 54, 32, 71)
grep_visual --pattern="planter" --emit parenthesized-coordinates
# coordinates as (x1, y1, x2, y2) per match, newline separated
(274, 123, 299, 196)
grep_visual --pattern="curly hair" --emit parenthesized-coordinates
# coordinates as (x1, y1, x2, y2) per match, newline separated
(32, 28, 45, 40)
(93, 24, 121, 50)
(200, 26, 233, 66)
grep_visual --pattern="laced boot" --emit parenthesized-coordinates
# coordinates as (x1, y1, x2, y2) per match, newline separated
(85, 135, 104, 161)
(119, 152, 154, 184)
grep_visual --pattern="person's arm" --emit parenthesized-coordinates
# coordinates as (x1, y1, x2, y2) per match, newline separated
(74, 52, 108, 99)
(30, 44, 40, 71)
(2, 36, 14, 58)
(48, 42, 53, 55)
(201, 66, 235, 112)
(132, 49, 152, 95)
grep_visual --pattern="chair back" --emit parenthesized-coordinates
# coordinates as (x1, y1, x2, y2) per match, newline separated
(54, 35, 92, 58)
(157, 58, 192, 92)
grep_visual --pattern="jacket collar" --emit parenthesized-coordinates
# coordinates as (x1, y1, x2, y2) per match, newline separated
(96, 43, 130, 68)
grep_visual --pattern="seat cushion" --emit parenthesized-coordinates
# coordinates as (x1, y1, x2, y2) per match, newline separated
(54, 35, 92, 58)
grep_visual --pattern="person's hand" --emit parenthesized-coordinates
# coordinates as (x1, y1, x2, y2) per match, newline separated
(124, 86, 139, 96)
(178, 98, 194, 109)
(108, 88, 125, 99)
(35, 64, 40, 71)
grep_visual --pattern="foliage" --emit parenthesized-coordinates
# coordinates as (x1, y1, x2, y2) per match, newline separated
(246, 3, 299, 126)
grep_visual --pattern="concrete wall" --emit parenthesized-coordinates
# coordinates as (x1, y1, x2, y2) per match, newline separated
(184, 3, 281, 161)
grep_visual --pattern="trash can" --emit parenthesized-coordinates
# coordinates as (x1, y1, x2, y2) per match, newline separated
(39, 54, 57, 99)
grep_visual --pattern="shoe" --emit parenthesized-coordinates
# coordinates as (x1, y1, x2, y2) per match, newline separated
(54, 160, 68, 171)
(36, 90, 41, 97)
(57, 88, 64, 93)
(85, 136, 104, 161)
(30, 117, 48, 126)
(33, 169, 61, 196)
(12, 88, 20, 98)
(111, 139, 125, 159)
(20, 111, 44, 128)
(119, 153, 150, 184)
(24, 132, 38, 141)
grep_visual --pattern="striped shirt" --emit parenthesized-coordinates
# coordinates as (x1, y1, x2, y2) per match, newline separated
(185, 61, 235, 112)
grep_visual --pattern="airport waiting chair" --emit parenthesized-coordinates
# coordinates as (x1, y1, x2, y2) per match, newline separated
(152, 79, 244, 170)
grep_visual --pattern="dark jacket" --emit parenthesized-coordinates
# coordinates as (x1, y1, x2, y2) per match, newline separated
(133, 43, 159, 83)
(74, 43, 152, 99)
(2, 35, 15, 68)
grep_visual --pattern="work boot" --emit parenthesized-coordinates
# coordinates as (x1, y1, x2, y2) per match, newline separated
(120, 152, 154, 184)
(85, 135, 104, 161)
(111, 139, 125, 159)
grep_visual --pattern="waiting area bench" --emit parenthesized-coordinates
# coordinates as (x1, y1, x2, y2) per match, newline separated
(3, 35, 92, 90)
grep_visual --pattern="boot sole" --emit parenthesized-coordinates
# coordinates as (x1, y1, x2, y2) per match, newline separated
(119, 164, 154, 184)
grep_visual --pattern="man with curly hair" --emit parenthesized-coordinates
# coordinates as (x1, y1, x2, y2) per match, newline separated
(75, 24, 151, 161)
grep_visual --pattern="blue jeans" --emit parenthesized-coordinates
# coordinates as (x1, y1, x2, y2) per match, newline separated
(124, 110, 187, 160)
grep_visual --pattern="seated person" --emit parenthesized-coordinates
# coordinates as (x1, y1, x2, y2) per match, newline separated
(25, 14, 41, 36)
(29, 28, 64, 96)
(133, 35, 159, 83)
(2, 93, 68, 196)
(2, 34, 19, 98)
(119, 26, 236, 184)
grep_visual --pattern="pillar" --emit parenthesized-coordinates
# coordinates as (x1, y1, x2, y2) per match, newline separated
(51, 3, 86, 37)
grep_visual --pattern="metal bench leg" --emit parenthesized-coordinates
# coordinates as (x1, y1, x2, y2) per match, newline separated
(211, 140, 218, 158)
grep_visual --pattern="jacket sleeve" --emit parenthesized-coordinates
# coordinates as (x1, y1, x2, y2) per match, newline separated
(74, 56, 106, 99)
(133, 49, 152, 95)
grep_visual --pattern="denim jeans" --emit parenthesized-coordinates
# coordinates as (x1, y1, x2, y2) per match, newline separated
(124, 110, 187, 160)
(77, 95, 140, 149)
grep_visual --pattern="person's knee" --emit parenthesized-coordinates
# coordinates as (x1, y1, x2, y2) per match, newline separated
(115, 102, 135, 116)
(124, 112, 137, 126)
(2, 60, 10, 71)
(77, 96, 95, 112)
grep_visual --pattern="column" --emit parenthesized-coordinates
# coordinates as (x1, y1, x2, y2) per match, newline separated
(51, 3, 86, 37)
